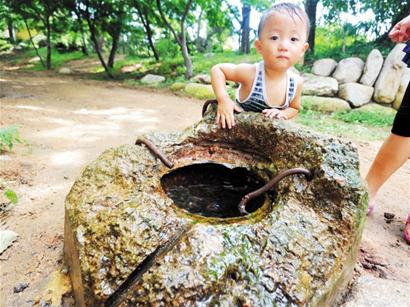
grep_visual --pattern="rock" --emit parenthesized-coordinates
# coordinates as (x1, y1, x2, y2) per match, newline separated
(29, 56, 41, 63)
(342, 275, 409, 307)
(332, 57, 365, 84)
(392, 67, 410, 110)
(374, 44, 406, 104)
(13, 282, 29, 293)
(140, 74, 165, 85)
(39, 270, 72, 306)
(64, 109, 367, 306)
(170, 82, 186, 92)
(360, 49, 384, 86)
(302, 95, 351, 113)
(184, 83, 215, 100)
(0, 229, 18, 254)
(120, 64, 142, 73)
(58, 67, 72, 75)
(302, 73, 339, 96)
(312, 58, 337, 77)
(191, 74, 211, 84)
(338, 83, 374, 107)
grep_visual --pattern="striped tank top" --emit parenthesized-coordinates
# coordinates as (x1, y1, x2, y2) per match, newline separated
(236, 62, 296, 112)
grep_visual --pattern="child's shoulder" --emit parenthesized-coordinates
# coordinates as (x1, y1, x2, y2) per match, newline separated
(236, 62, 258, 73)
(288, 69, 303, 85)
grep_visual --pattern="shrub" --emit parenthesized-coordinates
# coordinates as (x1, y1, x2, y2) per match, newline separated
(0, 125, 22, 152)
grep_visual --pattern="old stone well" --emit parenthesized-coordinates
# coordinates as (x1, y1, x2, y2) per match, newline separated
(64, 107, 367, 306)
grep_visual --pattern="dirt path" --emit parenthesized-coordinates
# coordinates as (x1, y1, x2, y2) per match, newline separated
(0, 71, 409, 306)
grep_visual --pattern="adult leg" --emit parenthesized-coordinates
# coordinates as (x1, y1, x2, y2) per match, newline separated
(366, 82, 410, 213)
(365, 134, 410, 202)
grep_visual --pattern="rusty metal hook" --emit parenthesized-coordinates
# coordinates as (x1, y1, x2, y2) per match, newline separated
(202, 99, 218, 117)
(238, 167, 313, 215)
(135, 138, 174, 168)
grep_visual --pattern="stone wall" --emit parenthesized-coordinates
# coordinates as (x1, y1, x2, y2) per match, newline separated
(305, 44, 409, 110)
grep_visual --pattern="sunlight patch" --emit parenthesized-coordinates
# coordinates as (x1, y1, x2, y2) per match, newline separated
(51, 150, 84, 166)
(15, 105, 44, 111)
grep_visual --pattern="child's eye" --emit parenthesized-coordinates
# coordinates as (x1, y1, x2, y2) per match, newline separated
(291, 37, 299, 42)
(270, 36, 279, 40)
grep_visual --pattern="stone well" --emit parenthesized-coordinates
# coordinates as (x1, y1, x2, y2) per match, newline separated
(64, 108, 367, 306)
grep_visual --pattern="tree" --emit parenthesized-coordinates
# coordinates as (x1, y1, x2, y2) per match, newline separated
(156, 0, 194, 79)
(66, 0, 129, 78)
(228, 0, 270, 54)
(8, 0, 60, 69)
(132, 0, 160, 61)
(304, 0, 319, 56)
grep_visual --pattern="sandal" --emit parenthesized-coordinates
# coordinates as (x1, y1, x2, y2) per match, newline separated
(403, 214, 410, 245)
(367, 200, 376, 216)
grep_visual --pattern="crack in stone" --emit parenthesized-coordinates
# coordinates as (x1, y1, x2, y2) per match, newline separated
(104, 225, 192, 307)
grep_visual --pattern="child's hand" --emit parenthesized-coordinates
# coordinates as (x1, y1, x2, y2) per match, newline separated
(262, 109, 288, 120)
(216, 98, 242, 129)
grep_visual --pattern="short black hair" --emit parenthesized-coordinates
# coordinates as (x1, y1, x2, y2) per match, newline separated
(257, 2, 310, 39)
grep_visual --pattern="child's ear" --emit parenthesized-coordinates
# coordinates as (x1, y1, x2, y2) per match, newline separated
(255, 39, 262, 53)
(302, 42, 309, 54)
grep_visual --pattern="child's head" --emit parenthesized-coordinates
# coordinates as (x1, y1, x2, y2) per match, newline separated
(258, 2, 310, 40)
(255, 2, 310, 70)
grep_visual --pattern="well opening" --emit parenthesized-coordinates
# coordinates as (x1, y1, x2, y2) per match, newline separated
(161, 163, 273, 218)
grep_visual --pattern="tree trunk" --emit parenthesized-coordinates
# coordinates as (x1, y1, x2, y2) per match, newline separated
(156, 0, 193, 79)
(45, 15, 52, 69)
(304, 0, 319, 56)
(135, 3, 159, 61)
(108, 30, 120, 69)
(240, 5, 250, 54)
(22, 17, 46, 68)
(181, 35, 193, 79)
(7, 18, 15, 44)
(85, 14, 113, 78)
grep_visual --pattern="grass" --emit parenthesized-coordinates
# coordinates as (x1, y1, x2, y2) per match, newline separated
(296, 109, 391, 141)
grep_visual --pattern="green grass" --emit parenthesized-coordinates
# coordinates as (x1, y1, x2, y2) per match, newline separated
(332, 107, 395, 127)
(296, 109, 391, 141)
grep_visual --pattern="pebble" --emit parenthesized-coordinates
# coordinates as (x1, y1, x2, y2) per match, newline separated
(13, 282, 29, 293)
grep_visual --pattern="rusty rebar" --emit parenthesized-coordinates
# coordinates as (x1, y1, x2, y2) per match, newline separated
(238, 167, 313, 215)
(202, 99, 218, 117)
(135, 138, 174, 168)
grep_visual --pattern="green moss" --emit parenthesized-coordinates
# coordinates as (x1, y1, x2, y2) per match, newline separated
(184, 83, 215, 100)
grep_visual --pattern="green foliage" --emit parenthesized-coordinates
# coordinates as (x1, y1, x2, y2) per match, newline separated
(0, 125, 22, 152)
(4, 189, 18, 205)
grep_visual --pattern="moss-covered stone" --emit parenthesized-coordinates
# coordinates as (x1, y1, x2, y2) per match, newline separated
(184, 83, 215, 100)
(302, 95, 351, 113)
(64, 107, 367, 306)
(170, 82, 186, 92)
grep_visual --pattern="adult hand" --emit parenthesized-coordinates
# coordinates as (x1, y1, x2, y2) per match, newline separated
(216, 98, 241, 129)
(262, 108, 288, 120)
(389, 15, 410, 43)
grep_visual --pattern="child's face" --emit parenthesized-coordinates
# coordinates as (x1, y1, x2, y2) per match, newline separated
(255, 11, 309, 71)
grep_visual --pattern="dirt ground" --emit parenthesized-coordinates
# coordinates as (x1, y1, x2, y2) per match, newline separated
(0, 71, 409, 306)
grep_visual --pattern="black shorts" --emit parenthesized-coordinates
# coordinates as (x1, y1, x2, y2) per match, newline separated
(392, 82, 410, 137)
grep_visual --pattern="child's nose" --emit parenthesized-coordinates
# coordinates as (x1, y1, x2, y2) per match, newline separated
(278, 40, 289, 51)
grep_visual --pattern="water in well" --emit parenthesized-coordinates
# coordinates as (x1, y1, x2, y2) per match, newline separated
(161, 163, 273, 218)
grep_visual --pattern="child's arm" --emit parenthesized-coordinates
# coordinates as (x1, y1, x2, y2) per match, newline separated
(211, 63, 250, 129)
(262, 76, 303, 120)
